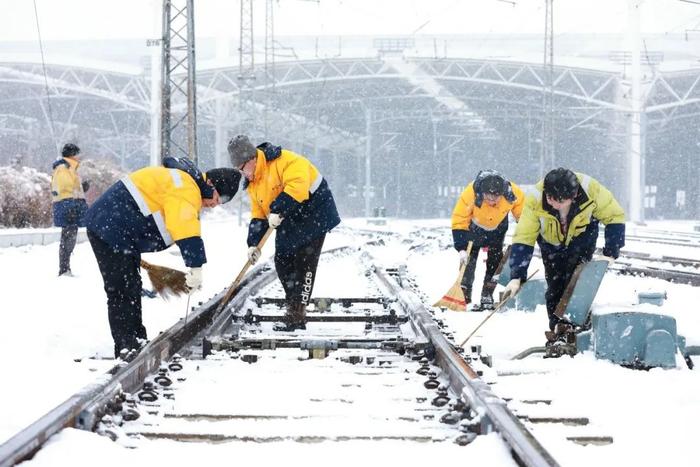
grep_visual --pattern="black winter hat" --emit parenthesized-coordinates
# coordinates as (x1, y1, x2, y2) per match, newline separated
(206, 168, 241, 204)
(227, 135, 257, 168)
(62, 143, 80, 158)
(543, 167, 579, 200)
(480, 174, 506, 195)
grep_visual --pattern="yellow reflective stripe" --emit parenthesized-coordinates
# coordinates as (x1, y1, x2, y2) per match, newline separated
(121, 176, 152, 216)
(152, 211, 174, 245)
(310, 173, 323, 194)
(169, 169, 183, 188)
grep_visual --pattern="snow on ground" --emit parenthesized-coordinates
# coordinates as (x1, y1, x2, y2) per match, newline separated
(25, 428, 513, 467)
(0, 207, 352, 445)
(388, 219, 700, 467)
(1, 214, 700, 466)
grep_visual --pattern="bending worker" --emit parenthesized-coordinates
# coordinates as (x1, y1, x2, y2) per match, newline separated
(85, 157, 240, 357)
(451, 170, 524, 310)
(504, 168, 625, 333)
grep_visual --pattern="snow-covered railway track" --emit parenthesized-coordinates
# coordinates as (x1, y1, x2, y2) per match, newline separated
(0, 245, 561, 467)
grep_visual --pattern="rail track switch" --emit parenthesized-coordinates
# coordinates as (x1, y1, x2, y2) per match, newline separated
(577, 310, 686, 368)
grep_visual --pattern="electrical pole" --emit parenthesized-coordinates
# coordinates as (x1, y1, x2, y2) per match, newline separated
(541, 0, 555, 177)
(628, 0, 644, 223)
(365, 107, 372, 218)
(160, 0, 198, 162)
(264, 0, 276, 139)
(239, 0, 256, 133)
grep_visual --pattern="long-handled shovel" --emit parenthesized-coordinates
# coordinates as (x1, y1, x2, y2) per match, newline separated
(433, 241, 474, 311)
(459, 269, 538, 348)
(215, 227, 274, 314)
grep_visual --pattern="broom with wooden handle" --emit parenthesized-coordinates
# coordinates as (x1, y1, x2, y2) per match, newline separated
(433, 241, 474, 311)
(140, 259, 189, 298)
(459, 269, 538, 348)
(215, 227, 274, 314)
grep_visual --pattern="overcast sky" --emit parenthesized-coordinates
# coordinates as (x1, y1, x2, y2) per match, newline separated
(2, 0, 700, 42)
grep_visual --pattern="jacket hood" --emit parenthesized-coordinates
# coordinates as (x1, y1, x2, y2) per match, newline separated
(52, 159, 69, 170)
(257, 142, 282, 161)
(162, 156, 215, 199)
(52, 157, 79, 170)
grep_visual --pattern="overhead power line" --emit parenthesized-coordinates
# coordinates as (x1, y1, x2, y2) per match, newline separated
(32, 0, 58, 156)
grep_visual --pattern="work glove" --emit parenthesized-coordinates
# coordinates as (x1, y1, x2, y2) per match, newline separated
(268, 213, 283, 229)
(458, 250, 468, 267)
(248, 246, 261, 264)
(503, 279, 521, 300)
(185, 267, 203, 292)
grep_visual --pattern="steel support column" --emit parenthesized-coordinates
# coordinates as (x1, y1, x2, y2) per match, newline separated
(160, 0, 198, 162)
(541, 0, 555, 177)
(627, 0, 644, 223)
(364, 107, 372, 218)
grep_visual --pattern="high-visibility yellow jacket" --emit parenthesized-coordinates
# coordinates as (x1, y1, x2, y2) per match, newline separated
(509, 173, 625, 280)
(246, 143, 340, 255)
(247, 147, 322, 220)
(85, 161, 208, 267)
(451, 180, 524, 250)
(51, 157, 85, 202)
(51, 157, 88, 227)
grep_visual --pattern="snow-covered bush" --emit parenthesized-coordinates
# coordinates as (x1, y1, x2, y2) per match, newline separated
(0, 160, 124, 228)
(78, 159, 125, 204)
(0, 166, 52, 227)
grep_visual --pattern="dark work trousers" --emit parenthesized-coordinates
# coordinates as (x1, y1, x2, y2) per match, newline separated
(460, 219, 508, 301)
(539, 220, 598, 330)
(274, 234, 326, 307)
(87, 230, 147, 357)
(58, 226, 78, 275)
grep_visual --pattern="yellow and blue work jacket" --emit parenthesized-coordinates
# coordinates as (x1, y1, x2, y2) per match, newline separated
(451, 178, 524, 251)
(85, 159, 208, 267)
(246, 143, 340, 256)
(509, 173, 625, 281)
(51, 157, 87, 227)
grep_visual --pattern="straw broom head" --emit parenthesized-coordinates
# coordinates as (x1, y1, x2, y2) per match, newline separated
(140, 260, 189, 298)
(433, 241, 473, 311)
(433, 263, 467, 311)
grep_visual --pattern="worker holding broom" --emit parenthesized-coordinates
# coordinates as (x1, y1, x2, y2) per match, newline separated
(84, 157, 241, 358)
(451, 170, 524, 310)
(228, 135, 340, 331)
(504, 168, 625, 333)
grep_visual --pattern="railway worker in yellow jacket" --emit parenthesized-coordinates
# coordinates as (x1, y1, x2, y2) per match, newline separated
(51, 143, 89, 276)
(84, 157, 241, 357)
(228, 135, 341, 331)
(451, 170, 525, 310)
(503, 168, 625, 331)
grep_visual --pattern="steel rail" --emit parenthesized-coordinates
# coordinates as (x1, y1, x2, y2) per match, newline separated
(0, 246, 354, 466)
(4, 243, 558, 467)
(0, 261, 276, 467)
(372, 266, 560, 467)
(530, 249, 700, 286)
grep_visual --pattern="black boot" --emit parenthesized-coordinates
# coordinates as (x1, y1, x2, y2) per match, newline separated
(460, 286, 472, 311)
(478, 280, 497, 310)
(273, 303, 307, 332)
